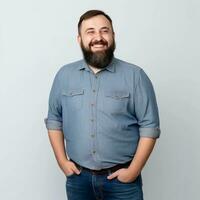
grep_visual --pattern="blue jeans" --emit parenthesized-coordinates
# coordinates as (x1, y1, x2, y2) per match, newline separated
(65, 168, 143, 200)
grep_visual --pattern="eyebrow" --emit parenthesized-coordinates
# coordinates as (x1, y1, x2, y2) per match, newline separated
(85, 27, 110, 32)
(100, 27, 110, 30)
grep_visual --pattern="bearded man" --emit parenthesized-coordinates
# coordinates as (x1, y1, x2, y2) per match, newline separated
(45, 9, 161, 200)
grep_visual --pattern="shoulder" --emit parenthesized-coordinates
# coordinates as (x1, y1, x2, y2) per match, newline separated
(114, 57, 143, 73)
(114, 57, 151, 85)
(114, 57, 145, 80)
(55, 59, 83, 79)
(59, 59, 83, 73)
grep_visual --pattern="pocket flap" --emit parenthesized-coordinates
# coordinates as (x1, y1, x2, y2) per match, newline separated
(105, 90, 130, 99)
(62, 89, 84, 96)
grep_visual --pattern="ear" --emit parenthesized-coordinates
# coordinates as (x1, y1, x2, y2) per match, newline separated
(113, 31, 115, 38)
(77, 35, 81, 46)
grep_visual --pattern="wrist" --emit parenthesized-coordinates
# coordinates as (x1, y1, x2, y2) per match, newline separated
(128, 163, 142, 177)
(58, 157, 69, 167)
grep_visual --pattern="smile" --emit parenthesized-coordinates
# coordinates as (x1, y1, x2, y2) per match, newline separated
(92, 44, 107, 49)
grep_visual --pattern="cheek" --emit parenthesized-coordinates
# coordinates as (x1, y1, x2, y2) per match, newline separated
(82, 38, 92, 47)
(107, 38, 114, 46)
(103, 35, 114, 43)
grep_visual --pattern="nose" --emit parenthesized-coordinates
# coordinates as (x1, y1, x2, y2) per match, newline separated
(94, 31, 103, 40)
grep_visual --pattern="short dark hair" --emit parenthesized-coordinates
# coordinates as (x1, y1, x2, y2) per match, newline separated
(78, 10, 113, 34)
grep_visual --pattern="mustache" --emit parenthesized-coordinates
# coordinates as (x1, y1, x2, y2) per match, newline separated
(89, 39, 108, 47)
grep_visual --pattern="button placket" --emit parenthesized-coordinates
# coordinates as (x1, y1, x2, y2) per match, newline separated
(89, 72, 99, 160)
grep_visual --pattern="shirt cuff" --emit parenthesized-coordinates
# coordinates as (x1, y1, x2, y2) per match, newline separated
(44, 118, 63, 131)
(139, 127, 161, 138)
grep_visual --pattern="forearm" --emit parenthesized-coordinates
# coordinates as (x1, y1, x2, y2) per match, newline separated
(128, 137, 157, 175)
(48, 130, 68, 167)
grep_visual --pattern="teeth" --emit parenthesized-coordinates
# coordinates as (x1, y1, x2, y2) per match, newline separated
(93, 45, 104, 47)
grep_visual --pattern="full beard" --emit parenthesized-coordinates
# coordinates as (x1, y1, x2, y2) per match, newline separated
(80, 39, 116, 69)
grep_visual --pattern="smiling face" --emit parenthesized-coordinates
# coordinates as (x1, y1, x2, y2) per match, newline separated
(78, 14, 116, 69)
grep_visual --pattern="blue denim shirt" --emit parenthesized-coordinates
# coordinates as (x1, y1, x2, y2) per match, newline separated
(44, 57, 160, 170)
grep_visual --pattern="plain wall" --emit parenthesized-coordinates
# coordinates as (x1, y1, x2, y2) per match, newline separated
(0, 0, 199, 199)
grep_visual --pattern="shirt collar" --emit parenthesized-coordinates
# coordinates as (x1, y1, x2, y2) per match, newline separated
(78, 57, 116, 73)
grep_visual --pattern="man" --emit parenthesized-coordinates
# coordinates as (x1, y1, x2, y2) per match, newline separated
(44, 10, 160, 200)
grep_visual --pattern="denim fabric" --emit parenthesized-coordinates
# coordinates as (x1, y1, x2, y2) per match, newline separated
(66, 169, 143, 200)
(44, 57, 160, 170)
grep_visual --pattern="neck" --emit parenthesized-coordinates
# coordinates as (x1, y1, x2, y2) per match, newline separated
(88, 65, 103, 74)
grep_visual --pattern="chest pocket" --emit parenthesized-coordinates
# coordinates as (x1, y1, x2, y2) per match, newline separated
(62, 88, 84, 110)
(103, 90, 130, 114)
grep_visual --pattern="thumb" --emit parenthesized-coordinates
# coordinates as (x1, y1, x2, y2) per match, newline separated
(107, 170, 119, 180)
(72, 164, 81, 175)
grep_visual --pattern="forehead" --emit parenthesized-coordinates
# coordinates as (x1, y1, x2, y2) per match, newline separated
(80, 15, 112, 31)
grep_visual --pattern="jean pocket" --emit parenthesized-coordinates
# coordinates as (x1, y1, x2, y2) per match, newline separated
(66, 172, 75, 178)
(115, 174, 142, 185)
(115, 177, 133, 184)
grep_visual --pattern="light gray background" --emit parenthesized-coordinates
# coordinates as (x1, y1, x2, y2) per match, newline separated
(0, 0, 199, 200)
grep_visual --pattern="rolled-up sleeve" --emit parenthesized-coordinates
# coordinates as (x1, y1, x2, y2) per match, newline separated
(134, 69, 161, 138)
(44, 71, 63, 131)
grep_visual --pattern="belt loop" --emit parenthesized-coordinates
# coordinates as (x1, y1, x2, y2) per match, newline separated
(79, 166, 82, 173)
(108, 169, 112, 176)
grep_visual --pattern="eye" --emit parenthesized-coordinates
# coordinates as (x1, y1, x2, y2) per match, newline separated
(87, 30, 95, 35)
(102, 29, 109, 33)
(100, 27, 110, 33)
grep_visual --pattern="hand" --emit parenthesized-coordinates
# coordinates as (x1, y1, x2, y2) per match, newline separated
(107, 168, 139, 183)
(59, 160, 81, 176)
